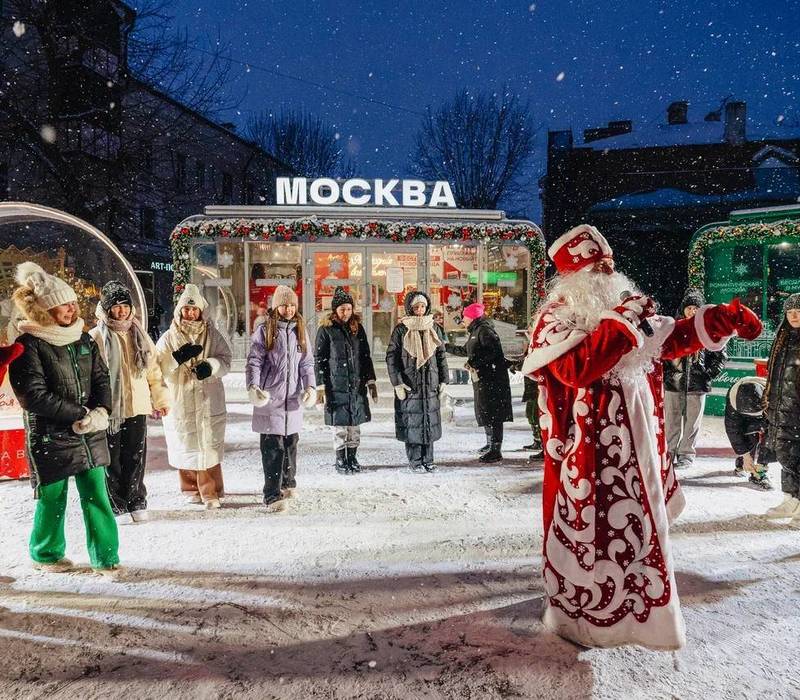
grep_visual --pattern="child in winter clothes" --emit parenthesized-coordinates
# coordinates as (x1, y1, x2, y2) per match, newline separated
(315, 286, 378, 474)
(156, 284, 231, 509)
(246, 285, 315, 512)
(90, 281, 170, 524)
(9, 262, 120, 575)
(763, 293, 800, 519)
(724, 376, 774, 489)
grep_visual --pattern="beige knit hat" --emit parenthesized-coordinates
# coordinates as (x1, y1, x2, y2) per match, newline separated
(271, 284, 299, 309)
(15, 262, 77, 310)
(173, 283, 208, 322)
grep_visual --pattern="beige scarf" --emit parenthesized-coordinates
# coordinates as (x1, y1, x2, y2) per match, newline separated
(17, 317, 84, 346)
(401, 315, 441, 369)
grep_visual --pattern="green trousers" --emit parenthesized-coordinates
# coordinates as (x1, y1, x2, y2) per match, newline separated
(30, 466, 120, 569)
(525, 399, 541, 443)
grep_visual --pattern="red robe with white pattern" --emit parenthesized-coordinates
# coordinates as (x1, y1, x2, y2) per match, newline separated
(522, 302, 732, 650)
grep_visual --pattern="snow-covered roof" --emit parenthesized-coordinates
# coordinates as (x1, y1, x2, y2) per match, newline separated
(590, 186, 800, 212)
(582, 122, 800, 151)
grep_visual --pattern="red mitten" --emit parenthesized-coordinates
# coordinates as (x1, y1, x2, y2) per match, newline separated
(704, 298, 763, 342)
(0, 342, 23, 384)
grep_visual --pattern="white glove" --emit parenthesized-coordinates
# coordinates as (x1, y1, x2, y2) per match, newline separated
(368, 381, 379, 405)
(248, 386, 271, 408)
(394, 384, 411, 400)
(467, 367, 479, 383)
(73, 407, 109, 435)
(438, 382, 447, 396)
(301, 386, 316, 408)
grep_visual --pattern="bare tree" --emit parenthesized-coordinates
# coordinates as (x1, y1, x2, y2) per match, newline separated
(410, 89, 536, 210)
(246, 108, 355, 178)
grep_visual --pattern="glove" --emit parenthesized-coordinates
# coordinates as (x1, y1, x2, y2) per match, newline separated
(150, 407, 169, 419)
(301, 386, 316, 408)
(368, 381, 379, 405)
(248, 386, 270, 408)
(713, 298, 762, 341)
(317, 387, 326, 405)
(394, 384, 411, 401)
(172, 343, 203, 366)
(73, 407, 109, 435)
(438, 382, 447, 396)
(614, 294, 656, 326)
(192, 361, 212, 380)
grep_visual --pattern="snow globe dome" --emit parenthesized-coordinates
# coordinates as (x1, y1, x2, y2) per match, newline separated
(0, 202, 147, 343)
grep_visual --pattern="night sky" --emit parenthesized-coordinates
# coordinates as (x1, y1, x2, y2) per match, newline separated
(153, 0, 800, 220)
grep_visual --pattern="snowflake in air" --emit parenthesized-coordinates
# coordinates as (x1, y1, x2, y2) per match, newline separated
(329, 258, 344, 274)
(734, 263, 749, 277)
(217, 252, 234, 268)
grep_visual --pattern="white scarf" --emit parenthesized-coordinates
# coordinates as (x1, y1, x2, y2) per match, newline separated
(17, 318, 84, 346)
(400, 315, 441, 369)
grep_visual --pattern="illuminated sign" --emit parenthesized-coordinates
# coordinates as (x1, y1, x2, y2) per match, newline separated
(276, 178, 457, 208)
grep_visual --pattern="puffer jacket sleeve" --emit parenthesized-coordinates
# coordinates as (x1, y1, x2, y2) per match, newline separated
(358, 325, 376, 384)
(88, 336, 112, 413)
(436, 341, 449, 384)
(298, 329, 315, 390)
(245, 326, 266, 389)
(155, 330, 181, 383)
(704, 347, 727, 382)
(385, 324, 404, 387)
(144, 334, 170, 410)
(314, 326, 331, 387)
(9, 337, 86, 423)
(206, 325, 231, 378)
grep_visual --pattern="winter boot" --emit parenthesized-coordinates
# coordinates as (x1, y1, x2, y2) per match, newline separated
(335, 447, 350, 474)
(765, 495, 800, 519)
(409, 463, 427, 473)
(348, 447, 362, 473)
(748, 466, 773, 490)
(479, 444, 503, 463)
(733, 456, 747, 477)
(478, 444, 491, 455)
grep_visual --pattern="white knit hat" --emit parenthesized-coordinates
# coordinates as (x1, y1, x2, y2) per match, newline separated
(15, 262, 77, 310)
(409, 294, 428, 309)
(173, 283, 208, 322)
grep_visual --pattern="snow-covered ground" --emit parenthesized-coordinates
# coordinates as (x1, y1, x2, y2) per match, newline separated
(0, 396, 798, 699)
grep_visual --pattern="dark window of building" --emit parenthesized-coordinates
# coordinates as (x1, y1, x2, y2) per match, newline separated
(195, 161, 206, 191)
(140, 206, 156, 239)
(142, 143, 153, 174)
(175, 153, 186, 193)
(245, 181, 254, 204)
(0, 162, 8, 200)
(222, 172, 233, 204)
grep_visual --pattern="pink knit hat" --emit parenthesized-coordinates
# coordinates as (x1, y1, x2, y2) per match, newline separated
(462, 303, 485, 321)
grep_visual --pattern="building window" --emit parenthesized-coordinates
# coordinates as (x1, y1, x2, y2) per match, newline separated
(140, 206, 156, 239)
(222, 172, 233, 204)
(0, 162, 8, 200)
(142, 143, 153, 174)
(175, 153, 186, 193)
(195, 161, 206, 191)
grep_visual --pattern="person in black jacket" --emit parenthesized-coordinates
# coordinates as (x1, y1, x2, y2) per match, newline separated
(386, 291, 448, 472)
(663, 289, 727, 468)
(315, 286, 378, 474)
(8, 262, 120, 575)
(447, 303, 513, 462)
(724, 376, 774, 489)
(763, 293, 800, 519)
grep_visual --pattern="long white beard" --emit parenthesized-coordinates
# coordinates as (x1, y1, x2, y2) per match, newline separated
(546, 269, 660, 382)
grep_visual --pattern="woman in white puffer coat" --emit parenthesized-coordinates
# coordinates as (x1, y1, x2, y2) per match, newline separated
(155, 284, 231, 509)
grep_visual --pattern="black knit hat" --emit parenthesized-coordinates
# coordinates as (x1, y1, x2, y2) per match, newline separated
(783, 293, 800, 314)
(677, 288, 705, 317)
(331, 286, 354, 313)
(100, 280, 133, 313)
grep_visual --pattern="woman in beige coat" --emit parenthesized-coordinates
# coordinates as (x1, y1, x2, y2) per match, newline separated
(90, 281, 170, 524)
(155, 284, 231, 509)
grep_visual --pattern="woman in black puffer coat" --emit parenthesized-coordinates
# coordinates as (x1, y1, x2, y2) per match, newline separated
(763, 293, 800, 519)
(386, 291, 448, 472)
(9, 262, 119, 574)
(315, 287, 377, 474)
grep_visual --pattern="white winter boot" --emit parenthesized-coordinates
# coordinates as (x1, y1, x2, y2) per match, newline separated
(765, 495, 800, 519)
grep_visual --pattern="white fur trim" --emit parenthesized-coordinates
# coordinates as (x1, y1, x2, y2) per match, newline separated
(521, 330, 587, 376)
(206, 357, 222, 377)
(599, 310, 644, 348)
(694, 304, 731, 351)
(547, 224, 611, 260)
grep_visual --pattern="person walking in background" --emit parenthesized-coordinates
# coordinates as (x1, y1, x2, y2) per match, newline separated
(386, 291, 448, 473)
(90, 281, 170, 524)
(246, 285, 316, 512)
(156, 284, 230, 510)
(432, 308, 447, 343)
(315, 286, 378, 474)
(663, 289, 727, 468)
(447, 302, 513, 463)
(763, 293, 800, 518)
(9, 262, 120, 575)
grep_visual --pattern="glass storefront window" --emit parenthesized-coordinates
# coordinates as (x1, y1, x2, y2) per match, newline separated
(370, 249, 420, 355)
(483, 243, 530, 355)
(705, 241, 764, 324)
(247, 242, 302, 336)
(767, 243, 800, 328)
(312, 249, 364, 336)
(429, 244, 478, 340)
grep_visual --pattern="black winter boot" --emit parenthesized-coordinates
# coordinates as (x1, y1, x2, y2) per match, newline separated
(348, 447, 362, 473)
(335, 448, 350, 474)
(479, 444, 503, 463)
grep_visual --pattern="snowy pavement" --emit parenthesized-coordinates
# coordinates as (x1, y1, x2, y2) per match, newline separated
(0, 406, 798, 699)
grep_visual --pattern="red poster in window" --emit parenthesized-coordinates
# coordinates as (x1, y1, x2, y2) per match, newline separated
(314, 253, 350, 311)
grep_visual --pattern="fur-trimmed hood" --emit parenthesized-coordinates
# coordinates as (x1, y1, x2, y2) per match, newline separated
(319, 311, 362, 332)
(12, 285, 56, 327)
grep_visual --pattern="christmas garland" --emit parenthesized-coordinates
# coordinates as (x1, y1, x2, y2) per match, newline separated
(169, 216, 547, 298)
(688, 218, 800, 289)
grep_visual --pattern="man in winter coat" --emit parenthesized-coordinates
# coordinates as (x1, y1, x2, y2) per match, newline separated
(763, 293, 800, 519)
(724, 376, 774, 489)
(386, 291, 449, 472)
(156, 284, 231, 509)
(522, 224, 762, 650)
(315, 286, 378, 474)
(663, 289, 727, 468)
(9, 262, 120, 575)
(246, 285, 316, 511)
(447, 303, 513, 463)
(89, 281, 170, 524)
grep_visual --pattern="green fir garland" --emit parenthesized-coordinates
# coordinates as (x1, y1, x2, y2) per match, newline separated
(688, 218, 800, 289)
(169, 216, 547, 299)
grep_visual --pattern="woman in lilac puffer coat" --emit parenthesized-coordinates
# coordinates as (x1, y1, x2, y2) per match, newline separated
(245, 285, 315, 512)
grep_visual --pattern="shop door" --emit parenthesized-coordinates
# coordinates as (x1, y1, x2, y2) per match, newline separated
(367, 247, 423, 357)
